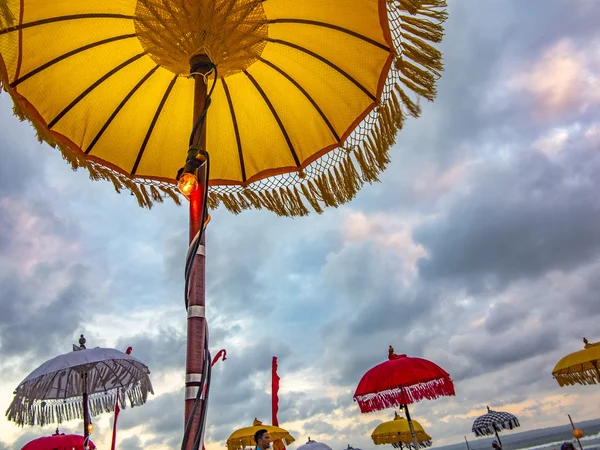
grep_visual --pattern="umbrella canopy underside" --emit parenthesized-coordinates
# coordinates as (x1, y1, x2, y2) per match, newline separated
(6, 347, 153, 427)
(226, 420, 295, 450)
(0, 0, 446, 216)
(354, 353, 455, 413)
(21, 433, 96, 450)
(552, 340, 600, 386)
(372, 416, 433, 449)
(472, 410, 520, 437)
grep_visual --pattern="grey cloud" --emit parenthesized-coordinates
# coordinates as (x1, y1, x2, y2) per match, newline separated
(115, 328, 186, 372)
(415, 147, 600, 290)
(303, 419, 336, 436)
(120, 435, 145, 450)
(0, 263, 95, 371)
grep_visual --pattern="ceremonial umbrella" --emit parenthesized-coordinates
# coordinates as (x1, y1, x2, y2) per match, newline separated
(372, 411, 433, 449)
(226, 418, 295, 450)
(21, 430, 96, 450)
(0, 2, 446, 448)
(552, 337, 600, 386)
(471, 406, 520, 446)
(354, 346, 455, 450)
(5, 336, 153, 449)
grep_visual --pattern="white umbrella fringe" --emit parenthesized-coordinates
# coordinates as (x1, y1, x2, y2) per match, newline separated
(6, 358, 153, 427)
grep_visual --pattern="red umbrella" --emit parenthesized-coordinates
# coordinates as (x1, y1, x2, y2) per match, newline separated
(22, 432, 96, 450)
(354, 346, 455, 449)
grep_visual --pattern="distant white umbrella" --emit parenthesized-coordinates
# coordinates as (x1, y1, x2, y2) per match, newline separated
(297, 439, 333, 450)
(6, 336, 153, 449)
(344, 445, 363, 450)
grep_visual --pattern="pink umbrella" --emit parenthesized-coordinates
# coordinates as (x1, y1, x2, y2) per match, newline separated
(22, 431, 96, 450)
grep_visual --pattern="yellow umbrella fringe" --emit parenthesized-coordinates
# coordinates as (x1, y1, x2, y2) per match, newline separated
(396, 0, 424, 15)
(372, 431, 432, 446)
(297, 183, 318, 214)
(554, 368, 600, 387)
(1, 0, 446, 216)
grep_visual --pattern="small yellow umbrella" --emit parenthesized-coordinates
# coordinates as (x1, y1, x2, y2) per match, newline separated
(226, 418, 295, 450)
(553, 337, 600, 386)
(372, 412, 433, 449)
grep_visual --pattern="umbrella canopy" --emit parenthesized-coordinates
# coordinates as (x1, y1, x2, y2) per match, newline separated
(21, 432, 96, 450)
(297, 439, 333, 450)
(0, 0, 446, 215)
(472, 407, 520, 438)
(354, 346, 455, 413)
(226, 418, 295, 450)
(6, 346, 153, 427)
(552, 338, 600, 386)
(372, 411, 433, 449)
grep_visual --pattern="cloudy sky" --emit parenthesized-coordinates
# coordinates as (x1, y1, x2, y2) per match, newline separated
(1, 0, 600, 449)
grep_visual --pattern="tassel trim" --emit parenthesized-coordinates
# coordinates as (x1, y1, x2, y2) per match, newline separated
(554, 365, 600, 387)
(472, 418, 520, 437)
(0, 0, 447, 215)
(373, 431, 433, 449)
(391, 440, 433, 450)
(5, 358, 154, 427)
(355, 376, 455, 413)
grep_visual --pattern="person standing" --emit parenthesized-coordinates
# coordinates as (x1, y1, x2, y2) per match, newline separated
(254, 429, 271, 450)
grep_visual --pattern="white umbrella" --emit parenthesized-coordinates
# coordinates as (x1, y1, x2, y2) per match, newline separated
(6, 336, 153, 437)
(297, 439, 333, 450)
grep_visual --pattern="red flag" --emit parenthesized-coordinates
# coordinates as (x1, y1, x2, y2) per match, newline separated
(272, 357, 286, 450)
(272, 356, 279, 426)
(110, 390, 120, 450)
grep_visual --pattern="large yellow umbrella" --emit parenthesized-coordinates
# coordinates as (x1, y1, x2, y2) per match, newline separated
(553, 337, 600, 386)
(372, 412, 433, 449)
(0, 1, 446, 449)
(0, 0, 446, 214)
(226, 418, 295, 450)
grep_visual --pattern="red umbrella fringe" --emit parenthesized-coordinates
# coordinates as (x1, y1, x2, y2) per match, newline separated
(355, 377, 455, 413)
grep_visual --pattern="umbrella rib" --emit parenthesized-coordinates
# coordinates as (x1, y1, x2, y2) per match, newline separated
(0, 13, 134, 36)
(10, 34, 137, 88)
(243, 69, 301, 167)
(221, 77, 247, 182)
(85, 65, 160, 155)
(267, 38, 377, 102)
(258, 56, 341, 143)
(130, 74, 179, 175)
(47, 52, 146, 129)
(268, 19, 390, 52)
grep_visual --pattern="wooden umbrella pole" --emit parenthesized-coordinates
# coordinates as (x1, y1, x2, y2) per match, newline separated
(568, 414, 584, 450)
(83, 373, 90, 450)
(404, 404, 421, 450)
(494, 429, 502, 447)
(184, 53, 211, 450)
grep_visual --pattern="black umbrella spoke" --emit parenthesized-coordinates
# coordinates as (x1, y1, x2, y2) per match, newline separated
(243, 69, 301, 167)
(258, 56, 340, 143)
(221, 77, 247, 182)
(85, 64, 160, 155)
(0, 13, 134, 36)
(11, 34, 137, 88)
(268, 19, 390, 52)
(48, 52, 146, 129)
(267, 38, 377, 102)
(131, 73, 179, 175)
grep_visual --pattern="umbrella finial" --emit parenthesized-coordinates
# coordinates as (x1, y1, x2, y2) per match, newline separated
(79, 334, 86, 349)
(487, 405, 490, 412)
(389, 345, 395, 359)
